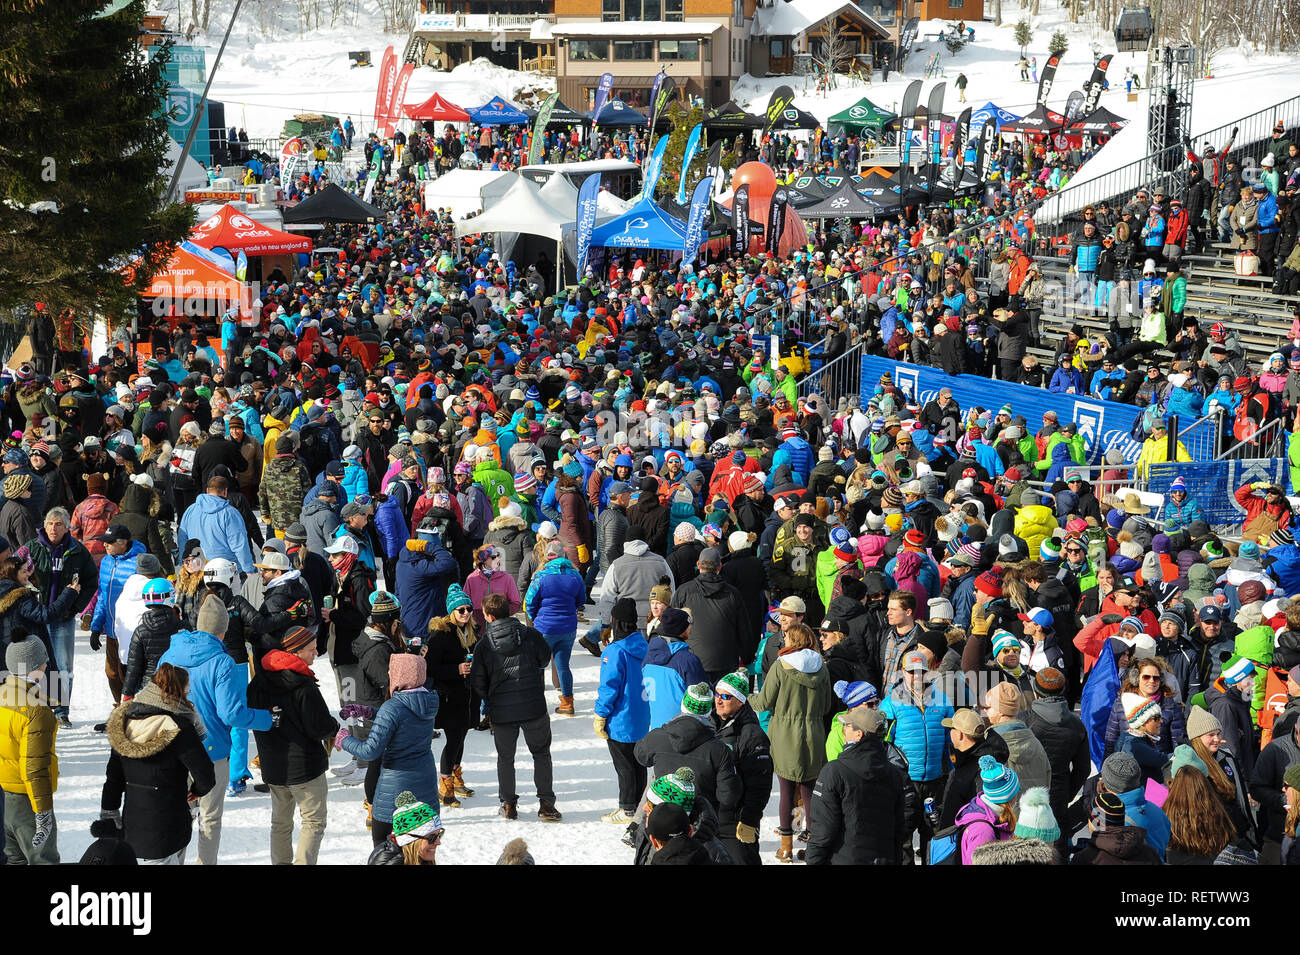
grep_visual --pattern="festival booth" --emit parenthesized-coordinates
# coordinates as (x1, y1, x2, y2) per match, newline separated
(587, 99, 648, 128)
(784, 173, 835, 208)
(282, 183, 383, 224)
(999, 104, 1068, 140)
(522, 97, 590, 128)
(705, 100, 764, 131)
(828, 98, 897, 137)
(403, 92, 472, 124)
(797, 179, 890, 219)
(457, 176, 577, 290)
(969, 101, 1021, 134)
(190, 203, 311, 284)
(1066, 106, 1130, 147)
(536, 172, 631, 219)
(467, 96, 530, 126)
(132, 245, 249, 324)
(422, 169, 514, 219)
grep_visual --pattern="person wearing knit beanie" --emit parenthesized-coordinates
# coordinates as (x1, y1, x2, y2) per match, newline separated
(1099, 751, 1142, 794)
(390, 790, 443, 846)
(1123, 691, 1163, 733)
(715, 671, 750, 703)
(388, 653, 427, 693)
(196, 593, 230, 637)
(1013, 787, 1060, 844)
(975, 570, 1003, 599)
(978, 755, 1020, 804)
(1184, 704, 1220, 742)
(680, 682, 713, 721)
(444, 584, 472, 614)
(1168, 743, 1209, 779)
(2, 472, 32, 501)
(5, 630, 48, 676)
(646, 767, 697, 812)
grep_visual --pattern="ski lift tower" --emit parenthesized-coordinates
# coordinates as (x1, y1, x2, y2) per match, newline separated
(1145, 44, 1196, 196)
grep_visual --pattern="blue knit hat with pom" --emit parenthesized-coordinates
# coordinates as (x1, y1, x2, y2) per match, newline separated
(979, 755, 1020, 805)
(445, 584, 472, 613)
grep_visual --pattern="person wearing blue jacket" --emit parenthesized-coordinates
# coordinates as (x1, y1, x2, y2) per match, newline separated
(771, 427, 814, 488)
(339, 652, 439, 847)
(970, 435, 1004, 478)
(524, 540, 587, 715)
(341, 450, 369, 502)
(1264, 530, 1300, 595)
(1073, 222, 1102, 282)
(1141, 206, 1166, 254)
(374, 492, 409, 584)
(158, 595, 275, 864)
(1091, 360, 1127, 400)
(593, 597, 651, 823)
(1165, 375, 1204, 421)
(177, 481, 256, 574)
(1101, 750, 1171, 861)
(394, 526, 459, 637)
(1049, 355, 1085, 395)
(642, 607, 709, 729)
(89, 529, 146, 699)
(879, 650, 952, 860)
(1161, 478, 1205, 534)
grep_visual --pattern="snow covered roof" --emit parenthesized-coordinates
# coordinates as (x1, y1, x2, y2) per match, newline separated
(551, 20, 722, 36)
(529, 18, 554, 40)
(751, 0, 887, 39)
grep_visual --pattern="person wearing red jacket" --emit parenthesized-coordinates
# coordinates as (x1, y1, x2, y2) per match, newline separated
(1235, 480, 1294, 540)
(1163, 198, 1190, 263)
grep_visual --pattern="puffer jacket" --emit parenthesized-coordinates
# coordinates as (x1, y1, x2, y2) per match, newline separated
(1103, 685, 1185, 759)
(712, 701, 774, 833)
(596, 504, 629, 573)
(115, 484, 177, 575)
(374, 494, 409, 560)
(0, 674, 57, 812)
(232, 570, 318, 665)
(643, 636, 709, 729)
(634, 713, 743, 812)
(469, 617, 552, 725)
(524, 556, 586, 635)
(1025, 696, 1091, 830)
(806, 735, 907, 865)
(121, 606, 182, 698)
(593, 631, 651, 743)
(484, 514, 535, 579)
(69, 494, 117, 560)
(352, 626, 402, 710)
(89, 540, 145, 637)
(300, 497, 341, 558)
(341, 688, 439, 823)
(880, 684, 954, 782)
(105, 686, 215, 860)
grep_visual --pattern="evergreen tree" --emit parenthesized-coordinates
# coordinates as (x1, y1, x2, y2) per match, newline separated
(656, 104, 706, 203)
(1049, 30, 1070, 56)
(0, 0, 195, 329)
(1015, 19, 1033, 55)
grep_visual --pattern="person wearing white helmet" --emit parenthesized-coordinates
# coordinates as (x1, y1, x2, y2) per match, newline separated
(121, 575, 180, 700)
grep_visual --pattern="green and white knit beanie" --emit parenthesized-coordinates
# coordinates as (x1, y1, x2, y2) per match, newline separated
(648, 767, 697, 812)
(681, 682, 713, 717)
(715, 671, 749, 703)
(392, 790, 442, 846)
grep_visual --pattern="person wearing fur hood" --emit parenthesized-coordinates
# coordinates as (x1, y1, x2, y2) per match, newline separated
(103, 663, 215, 864)
(483, 500, 535, 579)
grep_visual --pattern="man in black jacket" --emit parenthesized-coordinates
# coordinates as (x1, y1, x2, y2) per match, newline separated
(937, 708, 1010, 829)
(711, 672, 773, 865)
(806, 706, 906, 865)
(470, 593, 559, 821)
(670, 548, 750, 683)
(194, 420, 248, 490)
(1024, 668, 1090, 853)
(232, 551, 319, 668)
(635, 682, 742, 817)
(1250, 718, 1300, 865)
(247, 626, 338, 865)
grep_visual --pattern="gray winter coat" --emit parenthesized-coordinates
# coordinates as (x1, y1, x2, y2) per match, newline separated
(989, 719, 1053, 794)
(484, 513, 534, 579)
(596, 504, 629, 573)
(595, 539, 674, 624)
(300, 497, 341, 559)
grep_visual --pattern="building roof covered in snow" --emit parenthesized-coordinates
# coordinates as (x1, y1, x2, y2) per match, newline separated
(750, 0, 888, 38)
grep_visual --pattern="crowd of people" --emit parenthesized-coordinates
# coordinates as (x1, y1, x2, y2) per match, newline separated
(5, 104, 1300, 866)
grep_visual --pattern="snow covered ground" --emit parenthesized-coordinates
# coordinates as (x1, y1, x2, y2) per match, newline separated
(52, 617, 789, 865)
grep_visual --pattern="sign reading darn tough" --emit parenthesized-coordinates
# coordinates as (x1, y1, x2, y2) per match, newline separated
(858, 356, 1218, 467)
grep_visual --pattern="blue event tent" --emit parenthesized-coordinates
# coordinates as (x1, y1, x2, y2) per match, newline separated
(587, 99, 648, 127)
(467, 96, 529, 125)
(969, 101, 1021, 133)
(589, 196, 687, 250)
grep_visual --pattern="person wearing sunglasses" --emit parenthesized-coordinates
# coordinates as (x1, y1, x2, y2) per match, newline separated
(710, 670, 773, 866)
(367, 790, 445, 866)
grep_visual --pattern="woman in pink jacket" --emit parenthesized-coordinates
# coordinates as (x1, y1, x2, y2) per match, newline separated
(463, 543, 521, 630)
(956, 756, 1020, 864)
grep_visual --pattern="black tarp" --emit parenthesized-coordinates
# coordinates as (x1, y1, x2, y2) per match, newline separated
(796, 180, 889, 219)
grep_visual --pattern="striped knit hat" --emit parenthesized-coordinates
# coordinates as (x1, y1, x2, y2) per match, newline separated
(513, 470, 537, 494)
(648, 767, 696, 812)
(1222, 655, 1256, 686)
(1123, 691, 1163, 730)
(991, 630, 1021, 657)
(392, 791, 442, 846)
(979, 755, 1020, 805)
(834, 679, 878, 708)
(681, 682, 713, 717)
(1040, 537, 1062, 562)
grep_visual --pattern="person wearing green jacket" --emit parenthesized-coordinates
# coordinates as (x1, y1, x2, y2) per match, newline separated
(816, 531, 862, 614)
(1034, 425, 1086, 475)
(471, 448, 515, 518)
(1289, 428, 1300, 494)
(1162, 266, 1187, 334)
(1235, 623, 1275, 724)
(772, 366, 798, 407)
(748, 622, 831, 862)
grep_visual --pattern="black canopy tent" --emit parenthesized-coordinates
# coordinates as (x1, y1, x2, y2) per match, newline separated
(796, 179, 889, 219)
(1068, 105, 1129, 135)
(704, 100, 764, 131)
(281, 182, 383, 224)
(522, 97, 591, 128)
(999, 104, 1068, 136)
(884, 107, 955, 132)
(783, 173, 835, 209)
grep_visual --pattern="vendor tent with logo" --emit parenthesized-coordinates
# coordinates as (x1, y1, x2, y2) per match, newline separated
(796, 179, 889, 219)
(467, 96, 530, 126)
(589, 195, 687, 250)
(190, 204, 312, 256)
(403, 92, 472, 123)
(828, 97, 897, 135)
(968, 101, 1021, 133)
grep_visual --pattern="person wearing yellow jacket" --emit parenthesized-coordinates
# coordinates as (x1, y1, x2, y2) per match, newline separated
(1, 634, 59, 864)
(1134, 419, 1192, 481)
